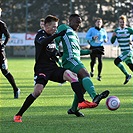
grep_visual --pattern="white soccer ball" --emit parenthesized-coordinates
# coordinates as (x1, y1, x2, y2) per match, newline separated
(106, 96, 120, 111)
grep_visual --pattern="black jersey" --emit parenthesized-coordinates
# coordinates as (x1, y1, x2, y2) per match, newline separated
(34, 29, 66, 85)
(0, 20, 10, 46)
(0, 20, 10, 65)
(34, 29, 59, 70)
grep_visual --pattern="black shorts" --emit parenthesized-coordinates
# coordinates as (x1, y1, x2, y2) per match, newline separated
(34, 65, 66, 87)
(90, 46, 104, 55)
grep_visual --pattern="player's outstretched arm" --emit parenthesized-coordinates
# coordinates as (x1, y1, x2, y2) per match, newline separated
(80, 49, 92, 55)
(111, 32, 117, 44)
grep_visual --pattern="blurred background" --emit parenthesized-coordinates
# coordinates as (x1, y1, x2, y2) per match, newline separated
(0, 0, 133, 57)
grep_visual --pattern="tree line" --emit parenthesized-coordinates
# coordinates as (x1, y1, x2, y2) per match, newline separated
(1, 0, 132, 33)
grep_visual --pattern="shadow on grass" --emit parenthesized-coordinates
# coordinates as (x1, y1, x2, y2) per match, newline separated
(0, 105, 133, 133)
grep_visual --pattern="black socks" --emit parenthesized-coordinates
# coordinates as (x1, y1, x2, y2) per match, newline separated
(71, 82, 85, 103)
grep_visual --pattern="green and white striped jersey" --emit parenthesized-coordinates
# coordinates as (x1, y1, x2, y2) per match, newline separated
(55, 24, 81, 63)
(111, 27, 133, 52)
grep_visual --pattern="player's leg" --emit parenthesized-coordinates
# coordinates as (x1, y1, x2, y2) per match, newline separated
(67, 78, 85, 117)
(78, 67, 109, 104)
(14, 73, 47, 122)
(78, 68, 97, 99)
(67, 94, 84, 117)
(90, 54, 96, 77)
(125, 52, 133, 72)
(63, 70, 97, 108)
(51, 68, 97, 109)
(67, 79, 86, 116)
(64, 59, 109, 105)
(127, 63, 133, 71)
(124, 57, 133, 84)
(63, 59, 96, 101)
(114, 52, 131, 84)
(97, 54, 102, 81)
(63, 70, 85, 103)
(14, 84, 44, 122)
(1, 58, 20, 98)
(50, 67, 84, 104)
(114, 57, 129, 76)
(49, 67, 94, 117)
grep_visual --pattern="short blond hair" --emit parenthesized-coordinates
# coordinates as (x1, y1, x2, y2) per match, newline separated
(119, 15, 127, 22)
(0, 8, 2, 12)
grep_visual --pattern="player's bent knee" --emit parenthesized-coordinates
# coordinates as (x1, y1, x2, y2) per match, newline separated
(91, 60, 96, 65)
(33, 90, 42, 98)
(114, 57, 121, 66)
(63, 70, 78, 83)
(33, 84, 44, 98)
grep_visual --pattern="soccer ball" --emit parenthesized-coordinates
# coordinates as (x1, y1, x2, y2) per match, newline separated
(106, 96, 120, 111)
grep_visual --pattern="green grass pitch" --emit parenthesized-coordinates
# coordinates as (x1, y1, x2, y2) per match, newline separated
(0, 57, 132, 133)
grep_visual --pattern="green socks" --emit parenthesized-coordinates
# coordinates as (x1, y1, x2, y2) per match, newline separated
(82, 77, 97, 99)
(71, 94, 79, 112)
(117, 63, 129, 76)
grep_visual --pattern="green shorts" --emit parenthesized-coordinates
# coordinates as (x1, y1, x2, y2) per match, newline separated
(119, 50, 133, 64)
(62, 58, 85, 74)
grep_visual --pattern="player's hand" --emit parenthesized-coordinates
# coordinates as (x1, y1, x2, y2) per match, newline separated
(112, 32, 116, 37)
(92, 36, 98, 40)
(57, 30, 67, 37)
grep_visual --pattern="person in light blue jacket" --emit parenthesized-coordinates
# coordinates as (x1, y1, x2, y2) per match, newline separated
(86, 18, 107, 81)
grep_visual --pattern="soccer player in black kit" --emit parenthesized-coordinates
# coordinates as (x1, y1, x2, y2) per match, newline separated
(14, 15, 97, 122)
(0, 8, 20, 98)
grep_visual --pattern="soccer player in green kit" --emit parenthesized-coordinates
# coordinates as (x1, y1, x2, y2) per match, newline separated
(55, 14, 110, 117)
(111, 15, 133, 84)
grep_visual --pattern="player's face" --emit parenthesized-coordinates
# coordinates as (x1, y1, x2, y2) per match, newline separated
(40, 21, 44, 29)
(45, 21, 58, 35)
(95, 19, 103, 28)
(69, 17, 82, 31)
(119, 19, 126, 28)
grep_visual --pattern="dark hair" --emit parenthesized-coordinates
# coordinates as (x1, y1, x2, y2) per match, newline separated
(69, 14, 80, 21)
(95, 17, 103, 22)
(44, 15, 59, 24)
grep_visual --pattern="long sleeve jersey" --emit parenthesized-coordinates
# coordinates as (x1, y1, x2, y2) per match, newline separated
(34, 29, 59, 70)
(0, 20, 10, 46)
